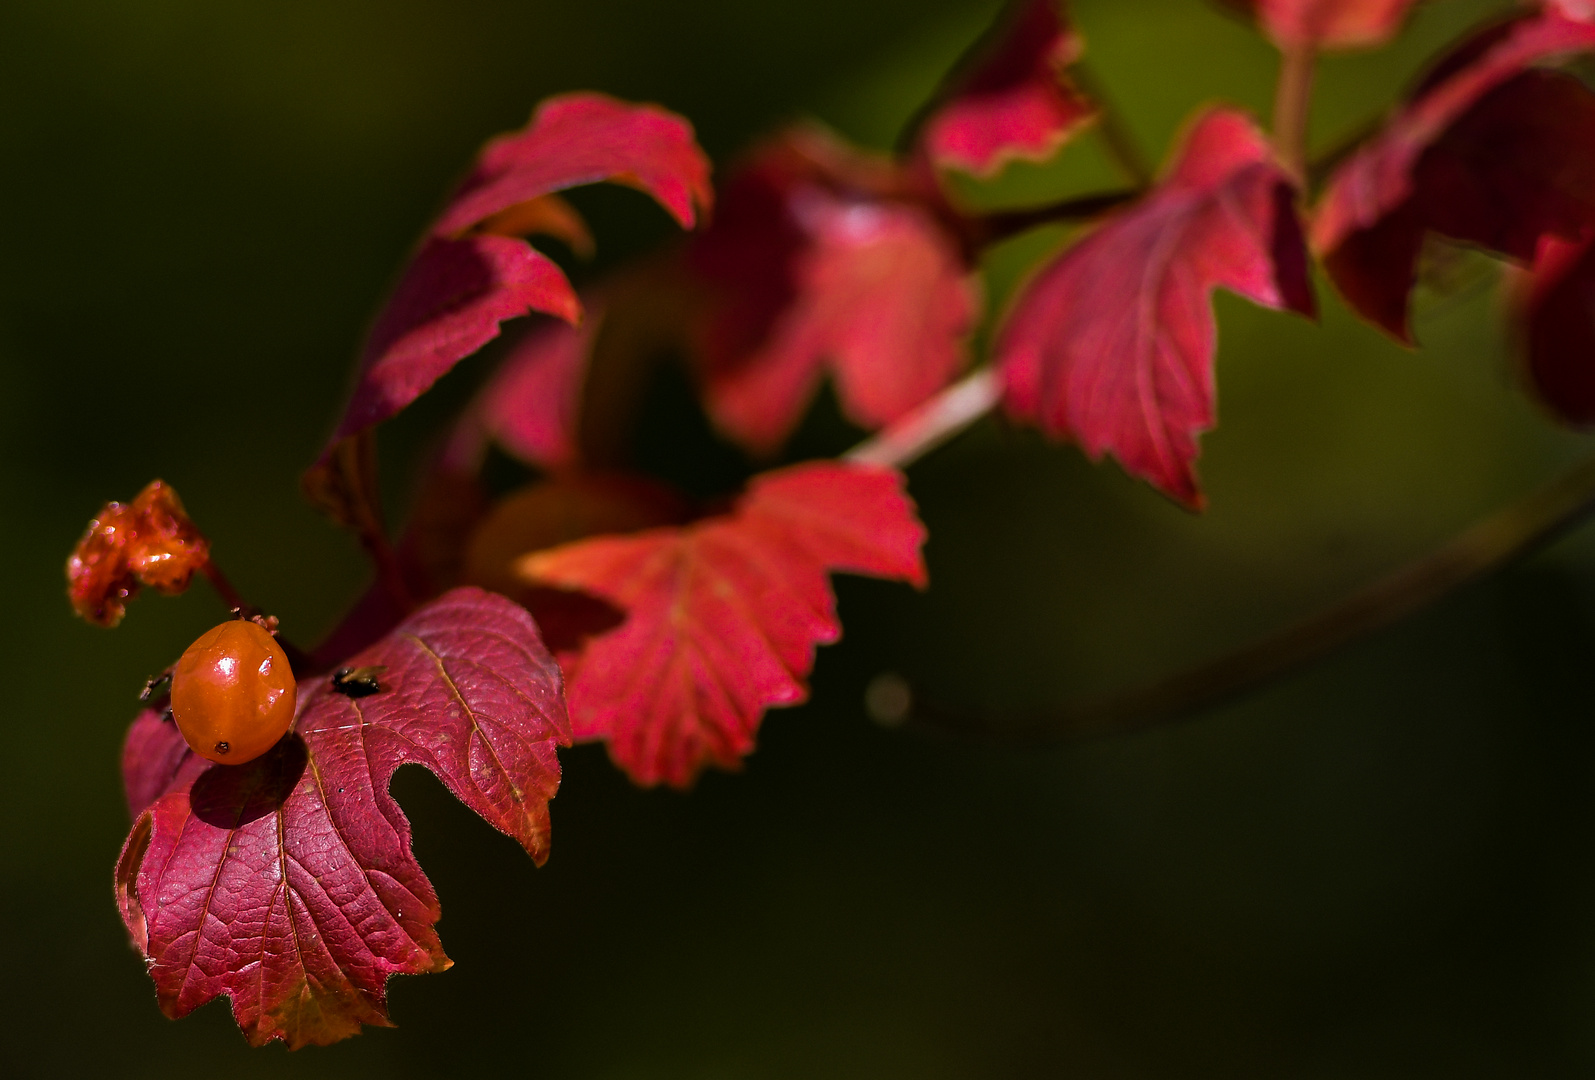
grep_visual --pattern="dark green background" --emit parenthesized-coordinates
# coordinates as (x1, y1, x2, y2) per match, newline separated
(5, 0, 1594, 1074)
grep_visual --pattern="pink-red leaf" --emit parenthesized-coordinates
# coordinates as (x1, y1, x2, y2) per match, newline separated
(996, 107, 1313, 508)
(519, 462, 926, 788)
(116, 588, 569, 1048)
(705, 191, 980, 452)
(474, 305, 604, 471)
(1218, 0, 1421, 50)
(918, 0, 1095, 176)
(1522, 232, 1595, 424)
(691, 127, 977, 453)
(1313, 12, 1595, 339)
(434, 93, 712, 238)
(327, 93, 711, 449)
(334, 235, 580, 441)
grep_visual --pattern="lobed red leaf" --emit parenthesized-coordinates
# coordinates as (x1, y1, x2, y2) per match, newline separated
(116, 589, 569, 1048)
(691, 127, 977, 453)
(326, 93, 711, 450)
(67, 480, 210, 627)
(706, 191, 980, 452)
(996, 108, 1313, 508)
(1313, 11, 1595, 340)
(1522, 232, 1595, 424)
(918, 0, 1095, 177)
(520, 462, 926, 788)
(1217, 0, 1421, 50)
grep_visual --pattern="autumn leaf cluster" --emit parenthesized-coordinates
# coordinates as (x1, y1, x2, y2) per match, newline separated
(64, 0, 1595, 1049)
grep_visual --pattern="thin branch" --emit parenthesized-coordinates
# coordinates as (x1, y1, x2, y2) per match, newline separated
(1072, 61, 1154, 187)
(968, 188, 1139, 250)
(847, 369, 1002, 469)
(303, 431, 413, 610)
(1271, 42, 1316, 180)
(911, 451, 1595, 743)
(200, 561, 247, 613)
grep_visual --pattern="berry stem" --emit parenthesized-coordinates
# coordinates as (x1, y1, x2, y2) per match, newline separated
(201, 561, 247, 613)
(908, 451, 1595, 742)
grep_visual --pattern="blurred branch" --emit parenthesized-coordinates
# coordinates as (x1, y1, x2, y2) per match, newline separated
(968, 188, 1139, 249)
(1272, 42, 1316, 180)
(1073, 61, 1154, 187)
(911, 451, 1595, 743)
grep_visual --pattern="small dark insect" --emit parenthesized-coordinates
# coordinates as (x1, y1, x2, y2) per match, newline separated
(331, 665, 388, 698)
(214, 741, 230, 755)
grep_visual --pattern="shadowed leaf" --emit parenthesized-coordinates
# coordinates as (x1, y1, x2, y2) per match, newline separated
(1314, 12, 1595, 339)
(116, 589, 569, 1048)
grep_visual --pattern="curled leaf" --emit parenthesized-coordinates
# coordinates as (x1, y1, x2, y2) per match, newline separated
(116, 588, 569, 1048)
(1313, 11, 1595, 339)
(520, 462, 927, 788)
(325, 93, 712, 451)
(996, 108, 1314, 508)
(918, 0, 1095, 177)
(67, 480, 210, 627)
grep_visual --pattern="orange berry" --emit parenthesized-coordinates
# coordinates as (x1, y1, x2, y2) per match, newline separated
(170, 621, 297, 765)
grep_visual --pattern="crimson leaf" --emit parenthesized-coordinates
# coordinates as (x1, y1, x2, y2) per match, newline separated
(116, 588, 569, 1048)
(995, 107, 1314, 508)
(917, 0, 1095, 177)
(329, 93, 711, 447)
(1313, 11, 1595, 340)
(690, 126, 977, 453)
(519, 462, 927, 788)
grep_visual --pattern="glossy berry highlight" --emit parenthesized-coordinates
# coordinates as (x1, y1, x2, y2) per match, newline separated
(170, 620, 297, 765)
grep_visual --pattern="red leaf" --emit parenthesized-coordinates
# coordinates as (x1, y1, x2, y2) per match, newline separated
(328, 93, 711, 448)
(332, 235, 579, 442)
(475, 305, 604, 471)
(995, 108, 1314, 508)
(433, 93, 712, 238)
(918, 0, 1095, 177)
(691, 127, 977, 453)
(1313, 12, 1595, 339)
(706, 191, 980, 452)
(1522, 231, 1595, 424)
(1218, 0, 1421, 50)
(116, 588, 570, 1048)
(520, 462, 927, 788)
(67, 480, 211, 627)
